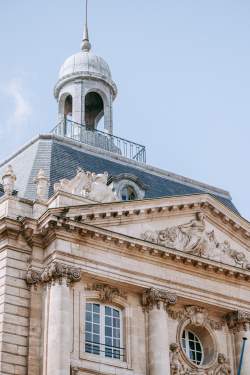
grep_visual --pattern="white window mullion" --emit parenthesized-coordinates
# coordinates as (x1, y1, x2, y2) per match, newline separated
(101, 305, 105, 357)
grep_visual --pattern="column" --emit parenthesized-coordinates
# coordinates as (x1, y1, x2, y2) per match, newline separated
(142, 288, 177, 375)
(42, 262, 81, 375)
(227, 310, 250, 375)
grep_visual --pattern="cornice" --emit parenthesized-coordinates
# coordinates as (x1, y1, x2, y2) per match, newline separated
(38, 194, 250, 242)
(21, 214, 250, 283)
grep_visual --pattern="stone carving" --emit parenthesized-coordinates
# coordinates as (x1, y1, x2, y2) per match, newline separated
(168, 305, 224, 330)
(54, 168, 118, 203)
(26, 262, 81, 287)
(2, 165, 16, 196)
(41, 262, 81, 286)
(226, 310, 250, 332)
(170, 343, 187, 375)
(142, 212, 250, 270)
(91, 283, 126, 303)
(170, 344, 231, 375)
(142, 288, 177, 311)
(212, 353, 231, 375)
(26, 266, 41, 288)
(34, 169, 49, 201)
(71, 367, 79, 375)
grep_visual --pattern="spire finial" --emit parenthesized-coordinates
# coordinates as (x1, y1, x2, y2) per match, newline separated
(81, 0, 91, 52)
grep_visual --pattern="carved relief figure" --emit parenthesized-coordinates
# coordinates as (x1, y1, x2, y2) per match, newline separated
(170, 343, 186, 375)
(142, 212, 250, 269)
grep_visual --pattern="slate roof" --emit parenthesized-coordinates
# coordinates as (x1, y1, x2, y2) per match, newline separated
(0, 134, 238, 214)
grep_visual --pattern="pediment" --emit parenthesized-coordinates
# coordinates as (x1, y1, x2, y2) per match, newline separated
(52, 193, 250, 271)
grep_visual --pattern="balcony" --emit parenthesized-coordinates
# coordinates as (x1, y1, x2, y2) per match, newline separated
(51, 119, 146, 163)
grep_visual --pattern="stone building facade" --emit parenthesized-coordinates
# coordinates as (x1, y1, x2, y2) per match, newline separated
(0, 7, 249, 375)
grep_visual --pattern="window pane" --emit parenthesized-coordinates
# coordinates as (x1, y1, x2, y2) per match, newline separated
(105, 316, 112, 326)
(182, 330, 203, 366)
(93, 304, 100, 313)
(113, 309, 120, 318)
(105, 306, 112, 316)
(105, 326, 112, 337)
(85, 303, 101, 356)
(86, 312, 92, 322)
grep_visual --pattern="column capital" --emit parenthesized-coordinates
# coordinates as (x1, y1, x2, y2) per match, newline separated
(141, 287, 177, 312)
(226, 310, 250, 332)
(26, 262, 81, 288)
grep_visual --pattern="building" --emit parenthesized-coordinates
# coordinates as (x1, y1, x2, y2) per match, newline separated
(0, 4, 249, 375)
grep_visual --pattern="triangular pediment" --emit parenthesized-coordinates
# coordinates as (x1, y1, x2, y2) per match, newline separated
(59, 193, 250, 271)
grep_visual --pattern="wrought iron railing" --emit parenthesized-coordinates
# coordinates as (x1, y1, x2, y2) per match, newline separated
(85, 340, 126, 360)
(51, 119, 146, 163)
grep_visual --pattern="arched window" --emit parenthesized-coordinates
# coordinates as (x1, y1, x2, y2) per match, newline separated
(85, 303, 123, 360)
(85, 92, 104, 130)
(181, 330, 204, 365)
(121, 185, 137, 201)
(64, 95, 72, 120)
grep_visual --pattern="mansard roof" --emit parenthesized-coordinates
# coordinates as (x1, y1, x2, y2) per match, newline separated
(0, 134, 238, 214)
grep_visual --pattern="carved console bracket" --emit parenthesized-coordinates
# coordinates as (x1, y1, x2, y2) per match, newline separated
(142, 287, 177, 311)
(89, 283, 127, 303)
(26, 262, 81, 288)
(226, 310, 250, 332)
(168, 305, 225, 330)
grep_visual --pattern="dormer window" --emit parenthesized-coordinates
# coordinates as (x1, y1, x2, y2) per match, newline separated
(121, 185, 137, 201)
(109, 174, 147, 201)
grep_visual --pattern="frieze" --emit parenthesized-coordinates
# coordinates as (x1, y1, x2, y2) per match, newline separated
(88, 283, 127, 303)
(168, 305, 225, 330)
(142, 212, 250, 270)
(142, 288, 177, 311)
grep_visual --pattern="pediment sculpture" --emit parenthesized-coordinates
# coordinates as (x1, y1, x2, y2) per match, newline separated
(54, 168, 118, 203)
(142, 212, 250, 270)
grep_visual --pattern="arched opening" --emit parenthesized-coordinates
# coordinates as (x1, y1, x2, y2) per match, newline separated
(85, 92, 104, 130)
(64, 95, 73, 120)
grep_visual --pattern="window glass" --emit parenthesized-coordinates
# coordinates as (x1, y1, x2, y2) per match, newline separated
(181, 330, 203, 366)
(85, 303, 122, 360)
(121, 186, 137, 201)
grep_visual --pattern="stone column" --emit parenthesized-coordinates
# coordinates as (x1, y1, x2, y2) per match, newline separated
(142, 288, 177, 375)
(227, 310, 250, 375)
(41, 262, 81, 375)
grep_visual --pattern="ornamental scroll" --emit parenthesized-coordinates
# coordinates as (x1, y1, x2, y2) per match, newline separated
(142, 212, 250, 270)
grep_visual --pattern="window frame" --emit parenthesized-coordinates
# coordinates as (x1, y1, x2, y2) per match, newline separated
(78, 290, 132, 370)
(181, 329, 204, 366)
(85, 302, 124, 360)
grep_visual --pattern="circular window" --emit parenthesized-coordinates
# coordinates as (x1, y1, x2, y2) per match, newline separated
(121, 186, 137, 201)
(181, 330, 204, 365)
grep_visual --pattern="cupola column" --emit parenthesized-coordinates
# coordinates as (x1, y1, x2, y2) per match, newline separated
(227, 310, 250, 374)
(42, 263, 81, 375)
(142, 288, 177, 375)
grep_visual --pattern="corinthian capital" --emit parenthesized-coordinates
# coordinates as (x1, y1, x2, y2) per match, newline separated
(142, 288, 177, 311)
(41, 262, 81, 286)
(226, 310, 250, 332)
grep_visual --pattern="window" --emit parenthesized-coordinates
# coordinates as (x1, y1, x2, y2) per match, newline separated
(85, 303, 123, 360)
(181, 330, 204, 365)
(121, 186, 137, 201)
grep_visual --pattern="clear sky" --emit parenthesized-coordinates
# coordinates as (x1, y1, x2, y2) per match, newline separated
(0, 1, 250, 219)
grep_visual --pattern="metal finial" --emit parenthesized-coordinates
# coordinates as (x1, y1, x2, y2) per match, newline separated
(81, 0, 91, 52)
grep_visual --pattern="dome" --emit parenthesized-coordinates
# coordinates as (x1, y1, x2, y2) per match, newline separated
(58, 50, 112, 81)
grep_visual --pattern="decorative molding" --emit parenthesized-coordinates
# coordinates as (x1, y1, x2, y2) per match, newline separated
(142, 212, 250, 270)
(141, 288, 177, 311)
(88, 283, 127, 303)
(168, 305, 224, 330)
(226, 310, 250, 332)
(71, 367, 79, 375)
(170, 344, 231, 375)
(26, 262, 81, 287)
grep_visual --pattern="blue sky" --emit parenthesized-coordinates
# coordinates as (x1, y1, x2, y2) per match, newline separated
(0, 1, 250, 219)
